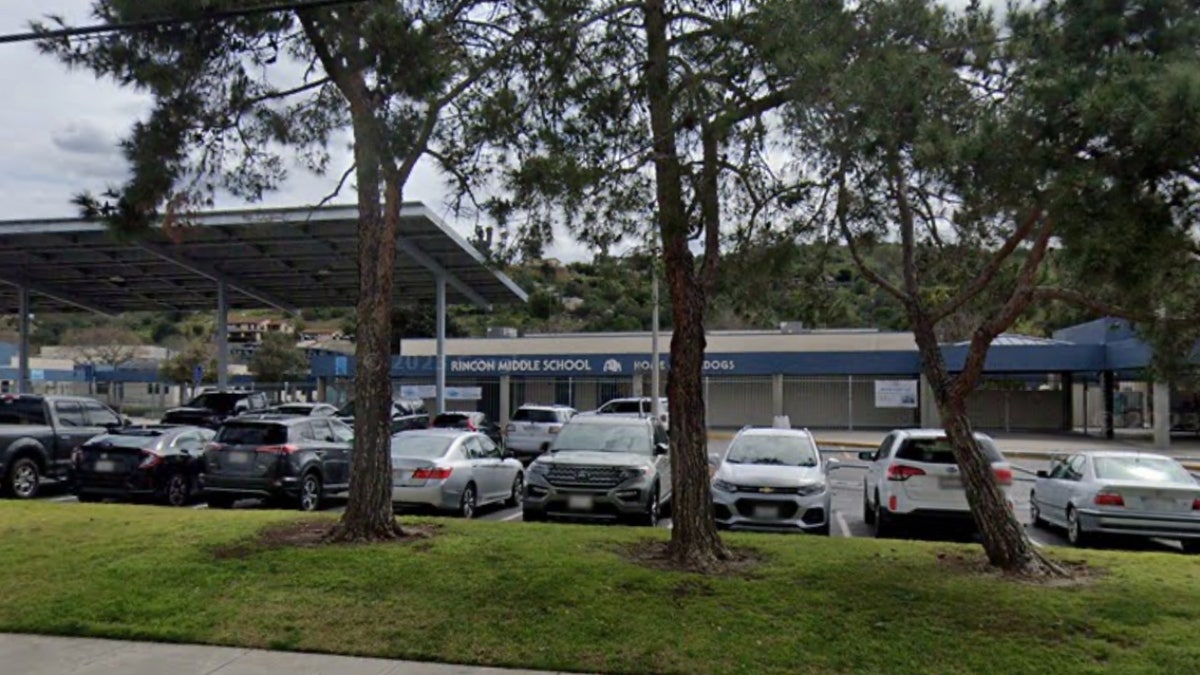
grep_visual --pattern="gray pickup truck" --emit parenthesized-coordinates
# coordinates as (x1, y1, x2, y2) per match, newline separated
(0, 394, 127, 499)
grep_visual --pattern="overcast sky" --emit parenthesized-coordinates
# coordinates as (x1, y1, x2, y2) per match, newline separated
(1, 1, 997, 262)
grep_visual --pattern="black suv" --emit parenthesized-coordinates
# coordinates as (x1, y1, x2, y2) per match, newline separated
(162, 390, 271, 429)
(337, 397, 429, 433)
(200, 415, 353, 511)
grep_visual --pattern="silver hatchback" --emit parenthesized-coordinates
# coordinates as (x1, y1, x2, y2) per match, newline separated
(710, 428, 834, 534)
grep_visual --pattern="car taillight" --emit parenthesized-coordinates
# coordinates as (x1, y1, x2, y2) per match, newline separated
(993, 467, 1013, 486)
(548, 425, 561, 434)
(1094, 492, 1124, 507)
(466, 420, 477, 431)
(139, 451, 163, 468)
(412, 467, 453, 480)
(1193, 498, 1200, 511)
(886, 464, 926, 481)
(259, 444, 301, 455)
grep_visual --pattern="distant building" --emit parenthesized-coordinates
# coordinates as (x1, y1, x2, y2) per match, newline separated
(227, 315, 295, 345)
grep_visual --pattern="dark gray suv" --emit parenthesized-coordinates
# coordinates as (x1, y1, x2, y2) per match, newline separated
(522, 414, 671, 526)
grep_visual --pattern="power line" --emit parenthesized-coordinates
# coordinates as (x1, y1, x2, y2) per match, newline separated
(0, 0, 370, 45)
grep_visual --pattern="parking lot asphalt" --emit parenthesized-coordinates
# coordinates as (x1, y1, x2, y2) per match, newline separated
(23, 437, 1188, 554)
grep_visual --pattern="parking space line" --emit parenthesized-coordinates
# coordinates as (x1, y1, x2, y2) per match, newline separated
(48, 495, 76, 503)
(834, 512, 851, 538)
(192, 503, 207, 509)
(501, 512, 522, 521)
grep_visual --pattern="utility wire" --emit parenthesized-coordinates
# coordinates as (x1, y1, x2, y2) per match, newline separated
(0, 0, 369, 45)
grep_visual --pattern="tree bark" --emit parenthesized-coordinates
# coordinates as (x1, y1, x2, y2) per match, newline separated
(644, 0, 730, 570)
(328, 93, 403, 542)
(910, 319, 1062, 576)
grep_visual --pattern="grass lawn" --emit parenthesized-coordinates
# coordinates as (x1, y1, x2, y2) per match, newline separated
(2, 502, 1199, 674)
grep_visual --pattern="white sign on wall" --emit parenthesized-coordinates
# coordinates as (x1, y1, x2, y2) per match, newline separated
(874, 380, 918, 408)
(399, 385, 483, 401)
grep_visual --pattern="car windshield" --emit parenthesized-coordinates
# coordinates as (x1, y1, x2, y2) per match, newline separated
(896, 437, 1003, 464)
(275, 404, 313, 414)
(187, 393, 245, 413)
(433, 413, 473, 428)
(1094, 456, 1194, 484)
(600, 400, 643, 414)
(215, 423, 288, 446)
(390, 434, 454, 458)
(512, 408, 558, 423)
(725, 434, 818, 466)
(552, 422, 651, 454)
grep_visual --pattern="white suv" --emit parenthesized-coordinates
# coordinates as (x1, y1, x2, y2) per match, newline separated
(505, 405, 577, 463)
(595, 397, 669, 426)
(859, 429, 1013, 537)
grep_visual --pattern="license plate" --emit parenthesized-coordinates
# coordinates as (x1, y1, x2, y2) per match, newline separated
(753, 505, 779, 520)
(227, 452, 251, 465)
(93, 460, 117, 473)
(939, 477, 962, 489)
(568, 495, 593, 511)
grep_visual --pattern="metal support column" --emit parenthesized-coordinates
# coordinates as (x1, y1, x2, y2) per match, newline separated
(499, 375, 511, 425)
(1153, 380, 1171, 450)
(1060, 372, 1074, 432)
(847, 374, 854, 431)
(17, 286, 30, 394)
(216, 281, 229, 392)
(436, 274, 447, 414)
(1102, 370, 1115, 440)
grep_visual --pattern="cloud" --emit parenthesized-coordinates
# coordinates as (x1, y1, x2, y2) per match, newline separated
(51, 120, 118, 156)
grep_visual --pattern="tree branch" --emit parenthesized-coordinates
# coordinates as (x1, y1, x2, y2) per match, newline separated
(700, 124, 721, 294)
(930, 208, 1042, 323)
(835, 165, 907, 302)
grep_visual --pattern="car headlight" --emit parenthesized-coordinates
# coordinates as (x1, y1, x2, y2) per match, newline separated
(619, 466, 649, 481)
(529, 462, 549, 475)
(796, 482, 827, 496)
(712, 478, 737, 493)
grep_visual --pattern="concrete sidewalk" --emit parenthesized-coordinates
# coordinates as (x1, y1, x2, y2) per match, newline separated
(0, 634, 568, 675)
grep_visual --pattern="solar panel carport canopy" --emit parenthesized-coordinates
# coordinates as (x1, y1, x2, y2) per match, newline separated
(0, 203, 527, 315)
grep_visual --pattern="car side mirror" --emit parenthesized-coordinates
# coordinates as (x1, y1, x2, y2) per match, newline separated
(1036, 470, 1048, 478)
(122, 417, 132, 427)
(826, 457, 841, 470)
(655, 442, 669, 456)
(502, 449, 514, 460)
(857, 451, 874, 461)
(707, 452, 721, 466)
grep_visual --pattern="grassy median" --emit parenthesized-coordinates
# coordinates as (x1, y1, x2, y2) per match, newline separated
(1, 502, 1199, 674)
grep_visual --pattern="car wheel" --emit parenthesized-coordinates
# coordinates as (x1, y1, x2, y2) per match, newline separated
(1029, 493, 1045, 529)
(298, 473, 323, 512)
(638, 484, 661, 527)
(874, 492, 894, 538)
(1181, 539, 1200, 555)
(1066, 506, 1090, 547)
(505, 474, 524, 508)
(206, 494, 235, 509)
(164, 472, 191, 507)
(6, 457, 41, 500)
(862, 486, 876, 525)
(459, 483, 477, 519)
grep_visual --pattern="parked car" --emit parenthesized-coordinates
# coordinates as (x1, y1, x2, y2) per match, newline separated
(859, 429, 1014, 537)
(269, 402, 339, 417)
(72, 425, 215, 506)
(337, 397, 429, 433)
(199, 415, 353, 511)
(161, 390, 271, 429)
(504, 404, 577, 463)
(390, 428, 523, 518)
(595, 396, 669, 426)
(1031, 451, 1200, 551)
(0, 394, 127, 499)
(709, 427, 834, 534)
(523, 414, 671, 526)
(431, 411, 504, 448)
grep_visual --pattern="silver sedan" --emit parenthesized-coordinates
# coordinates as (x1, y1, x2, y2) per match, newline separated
(1031, 451, 1200, 552)
(390, 428, 524, 518)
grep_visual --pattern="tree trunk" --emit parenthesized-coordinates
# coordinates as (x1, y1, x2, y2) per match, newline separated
(910, 320, 1061, 576)
(644, 0, 730, 570)
(329, 103, 403, 542)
